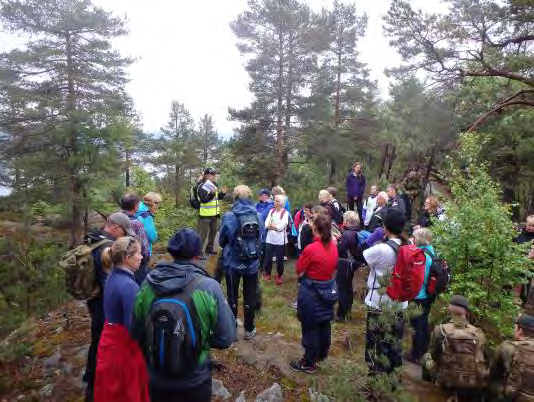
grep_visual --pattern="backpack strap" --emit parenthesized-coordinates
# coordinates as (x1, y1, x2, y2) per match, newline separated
(87, 238, 113, 251)
(385, 239, 400, 255)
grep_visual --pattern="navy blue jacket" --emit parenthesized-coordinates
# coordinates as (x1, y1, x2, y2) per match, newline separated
(346, 172, 366, 199)
(219, 198, 265, 275)
(297, 278, 338, 326)
(103, 267, 139, 330)
(257, 200, 274, 241)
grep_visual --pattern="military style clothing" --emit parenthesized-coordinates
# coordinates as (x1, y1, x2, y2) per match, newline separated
(491, 336, 534, 402)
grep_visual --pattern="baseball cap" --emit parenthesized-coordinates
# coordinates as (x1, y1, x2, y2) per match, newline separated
(108, 212, 135, 237)
(203, 167, 218, 175)
(449, 294, 469, 311)
(258, 188, 271, 197)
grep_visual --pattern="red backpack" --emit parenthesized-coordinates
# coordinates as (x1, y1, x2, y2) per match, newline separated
(385, 241, 427, 302)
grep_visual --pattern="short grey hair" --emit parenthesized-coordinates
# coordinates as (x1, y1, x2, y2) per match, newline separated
(377, 191, 389, 203)
(413, 228, 433, 246)
(275, 194, 286, 206)
(233, 185, 252, 199)
(343, 211, 359, 226)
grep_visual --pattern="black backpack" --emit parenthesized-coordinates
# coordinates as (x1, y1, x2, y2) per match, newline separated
(423, 249, 451, 296)
(235, 213, 260, 260)
(189, 183, 201, 209)
(145, 270, 204, 377)
(331, 200, 346, 225)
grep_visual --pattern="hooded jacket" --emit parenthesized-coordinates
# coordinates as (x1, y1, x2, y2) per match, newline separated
(346, 172, 366, 199)
(132, 261, 235, 392)
(219, 198, 265, 275)
(136, 202, 157, 255)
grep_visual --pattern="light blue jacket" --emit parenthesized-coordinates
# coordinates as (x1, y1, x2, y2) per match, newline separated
(136, 202, 157, 255)
(416, 244, 435, 300)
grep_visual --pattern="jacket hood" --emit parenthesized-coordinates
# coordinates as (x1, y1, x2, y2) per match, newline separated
(232, 198, 258, 217)
(137, 202, 151, 215)
(147, 260, 209, 296)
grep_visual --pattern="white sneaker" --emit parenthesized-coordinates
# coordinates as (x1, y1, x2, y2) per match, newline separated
(244, 328, 257, 340)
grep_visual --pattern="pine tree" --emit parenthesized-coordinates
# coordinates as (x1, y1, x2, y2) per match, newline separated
(197, 114, 221, 164)
(0, 0, 132, 245)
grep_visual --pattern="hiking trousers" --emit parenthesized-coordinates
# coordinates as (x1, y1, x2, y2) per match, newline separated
(85, 296, 105, 401)
(225, 271, 258, 332)
(409, 297, 434, 360)
(336, 259, 356, 320)
(150, 378, 212, 402)
(301, 321, 331, 365)
(263, 243, 285, 277)
(198, 216, 218, 252)
(348, 197, 364, 224)
(365, 307, 405, 375)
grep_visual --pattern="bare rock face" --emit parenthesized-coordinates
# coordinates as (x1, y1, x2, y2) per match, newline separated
(212, 378, 232, 400)
(255, 383, 283, 402)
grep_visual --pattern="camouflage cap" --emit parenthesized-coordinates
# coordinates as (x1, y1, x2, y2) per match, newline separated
(449, 295, 469, 311)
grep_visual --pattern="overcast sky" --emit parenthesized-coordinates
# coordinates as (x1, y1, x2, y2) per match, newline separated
(0, 0, 440, 136)
(89, 0, 441, 136)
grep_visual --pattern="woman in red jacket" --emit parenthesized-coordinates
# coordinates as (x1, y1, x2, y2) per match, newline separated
(290, 214, 339, 374)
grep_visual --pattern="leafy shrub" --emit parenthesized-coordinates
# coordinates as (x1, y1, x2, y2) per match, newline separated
(433, 133, 532, 339)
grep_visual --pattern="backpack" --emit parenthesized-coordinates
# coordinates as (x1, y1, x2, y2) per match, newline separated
(438, 324, 489, 389)
(385, 242, 426, 302)
(145, 270, 204, 378)
(60, 238, 113, 300)
(330, 200, 346, 225)
(506, 340, 534, 398)
(189, 183, 201, 209)
(235, 212, 260, 261)
(423, 249, 451, 296)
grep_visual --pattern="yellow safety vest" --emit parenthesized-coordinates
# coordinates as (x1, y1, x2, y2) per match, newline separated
(199, 190, 219, 217)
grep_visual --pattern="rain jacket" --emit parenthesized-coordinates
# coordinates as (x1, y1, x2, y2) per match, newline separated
(136, 202, 157, 255)
(219, 198, 265, 275)
(132, 261, 235, 393)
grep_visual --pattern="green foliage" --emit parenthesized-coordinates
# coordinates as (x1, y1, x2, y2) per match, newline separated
(0, 227, 67, 337)
(433, 133, 532, 339)
(155, 196, 198, 244)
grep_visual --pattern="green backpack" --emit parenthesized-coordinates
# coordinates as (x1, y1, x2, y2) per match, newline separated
(60, 239, 112, 300)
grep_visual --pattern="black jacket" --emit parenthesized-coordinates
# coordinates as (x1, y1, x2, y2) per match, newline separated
(196, 180, 226, 204)
(368, 206, 388, 232)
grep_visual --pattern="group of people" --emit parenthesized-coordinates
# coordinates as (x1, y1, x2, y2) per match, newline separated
(78, 163, 534, 402)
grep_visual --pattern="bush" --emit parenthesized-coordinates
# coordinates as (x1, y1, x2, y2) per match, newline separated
(433, 133, 532, 339)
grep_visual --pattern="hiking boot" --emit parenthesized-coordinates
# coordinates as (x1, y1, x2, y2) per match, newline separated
(262, 273, 271, 282)
(275, 275, 283, 286)
(244, 327, 257, 340)
(290, 359, 317, 374)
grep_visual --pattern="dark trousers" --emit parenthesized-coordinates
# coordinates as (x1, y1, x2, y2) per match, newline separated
(85, 296, 105, 401)
(336, 260, 356, 320)
(348, 197, 364, 223)
(150, 378, 212, 402)
(198, 216, 218, 252)
(301, 321, 331, 365)
(262, 243, 285, 276)
(365, 308, 405, 375)
(214, 255, 224, 283)
(409, 298, 434, 359)
(225, 271, 258, 332)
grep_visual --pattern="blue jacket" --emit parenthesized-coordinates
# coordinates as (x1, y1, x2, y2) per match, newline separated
(219, 198, 265, 275)
(346, 172, 366, 199)
(256, 199, 274, 215)
(416, 245, 435, 300)
(103, 267, 139, 330)
(136, 202, 157, 255)
(259, 201, 274, 242)
(297, 278, 338, 326)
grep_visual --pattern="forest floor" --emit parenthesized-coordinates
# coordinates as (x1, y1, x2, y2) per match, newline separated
(0, 249, 451, 402)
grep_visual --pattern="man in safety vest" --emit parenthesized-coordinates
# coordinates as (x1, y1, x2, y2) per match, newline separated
(196, 167, 227, 259)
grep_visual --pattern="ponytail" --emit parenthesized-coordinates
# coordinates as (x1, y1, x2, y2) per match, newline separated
(101, 247, 113, 272)
(313, 214, 332, 247)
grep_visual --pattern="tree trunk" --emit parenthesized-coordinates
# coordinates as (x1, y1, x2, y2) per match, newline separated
(420, 149, 435, 212)
(378, 143, 389, 180)
(66, 31, 83, 247)
(125, 149, 130, 187)
(275, 30, 285, 184)
(329, 159, 336, 185)
(385, 145, 396, 181)
(174, 164, 180, 208)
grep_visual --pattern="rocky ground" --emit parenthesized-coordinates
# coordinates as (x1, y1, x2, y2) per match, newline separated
(0, 250, 451, 402)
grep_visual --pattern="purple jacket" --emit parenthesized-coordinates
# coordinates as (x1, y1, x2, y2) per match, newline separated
(346, 172, 366, 199)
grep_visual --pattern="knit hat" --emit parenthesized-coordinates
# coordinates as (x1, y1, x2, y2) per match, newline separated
(516, 314, 534, 330)
(167, 228, 202, 259)
(449, 295, 469, 311)
(258, 188, 271, 197)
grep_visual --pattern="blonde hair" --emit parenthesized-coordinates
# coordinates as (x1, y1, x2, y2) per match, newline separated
(144, 192, 162, 205)
(413, 228, 433, 246)
(101, 237, 140, 269)
(318, 189, 331, 201)
(233, 184, 252, 199)
(343, 211, 359, 226)
(272, 186, 285, 196)
(377, 191, 389, 203)
(275, 194, 287, 206)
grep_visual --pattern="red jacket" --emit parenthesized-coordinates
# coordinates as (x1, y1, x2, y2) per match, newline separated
(95, 323, 149, 402)
(296, 237, 338, 281)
